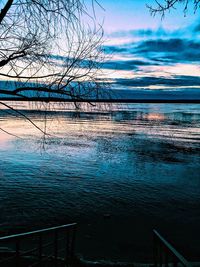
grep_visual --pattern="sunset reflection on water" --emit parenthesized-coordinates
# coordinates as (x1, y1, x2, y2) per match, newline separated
(0, 103, 199, 146)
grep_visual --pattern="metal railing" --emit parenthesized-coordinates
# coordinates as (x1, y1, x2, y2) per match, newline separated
(0, 223, 77, 267)
(153, 230, 191, 267)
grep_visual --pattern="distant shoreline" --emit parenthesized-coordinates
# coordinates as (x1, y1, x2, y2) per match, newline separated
(0, 98, 200, 103)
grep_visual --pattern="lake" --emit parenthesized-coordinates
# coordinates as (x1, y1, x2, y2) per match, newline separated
(0, 102, 200, 262)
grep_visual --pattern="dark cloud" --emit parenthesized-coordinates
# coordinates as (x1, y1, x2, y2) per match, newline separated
(44, 53, 154, 71)
(101, 59, 154, 71)
(193, 22, 200, 32)
(45, 35, 200, 73)
(114, 75, 200, 87)
(103, 46, 127, 54)
(136, 39, 186, 53)
(137, 38, 200, 53)
(135, 38, 200, 63)
(103, 44, 133, 55)
(108, 27, 168, 38)
(103, 38, 200, 65)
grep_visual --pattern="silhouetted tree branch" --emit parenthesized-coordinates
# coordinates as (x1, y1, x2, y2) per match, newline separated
(147, 0, 200, 17)
(0, 0, 105, 98)
(0, 0, 14, 24)
(0, 0, 107, 136)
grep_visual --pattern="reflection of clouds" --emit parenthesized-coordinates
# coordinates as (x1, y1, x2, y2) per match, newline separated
(1, 105, 200, 149)
(0, 132, 12, 148)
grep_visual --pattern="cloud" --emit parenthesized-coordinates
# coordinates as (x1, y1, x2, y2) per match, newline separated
(103, 17, 200, 69)
(107, 18, 200, 42)
(103, 46, 127, 54)
(101, 59, 154, 71)
(136, 38, 185, 53)
(136, 38, 200, 63)
(44, 26, 200, 74)
(43, 53, 155, 71)
(191, 21, 200, 32)
(108, 27, 167, 38)
(103, 37, 200, 67)
(113, 75, 200, 88)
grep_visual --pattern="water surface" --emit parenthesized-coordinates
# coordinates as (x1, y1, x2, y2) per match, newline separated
(0, 103, 200, 261)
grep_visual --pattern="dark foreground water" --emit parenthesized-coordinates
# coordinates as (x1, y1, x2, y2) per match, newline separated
(0, 103, 200, 262)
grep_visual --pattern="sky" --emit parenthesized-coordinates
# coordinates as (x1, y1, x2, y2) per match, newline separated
(1, 0, 200, 96)
(90, 0, 200, 91)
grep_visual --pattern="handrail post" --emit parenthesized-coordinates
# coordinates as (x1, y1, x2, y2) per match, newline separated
(159, 241, 162, 267)
(54, 230, 58, 267)
(164, 247, 169, 267)
(173, 255, 178, 267)
(154, 231, 158, 267)
(65, 230, 70, 267)
(153, 230, 191, 267)
(38, 233, 42, 267)
(70, 224, 77, 266)
(15, 238, 20, 267)
(0, 223, 77, 267)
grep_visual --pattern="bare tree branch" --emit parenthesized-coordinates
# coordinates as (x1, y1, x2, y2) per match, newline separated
(0, 101, 51, 135)
(0, 0, 107, 136)
(0, 0, 106, 101)
(147, 0, 200, 17)
(0, 0, 14, 24)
